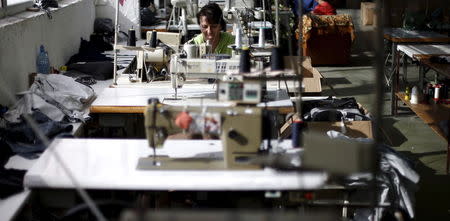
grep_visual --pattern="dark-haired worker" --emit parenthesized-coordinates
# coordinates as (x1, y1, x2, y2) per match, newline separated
(189, 3, 234, 55)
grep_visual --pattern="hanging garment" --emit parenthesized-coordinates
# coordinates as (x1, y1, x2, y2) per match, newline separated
(327, 130, 419, 219)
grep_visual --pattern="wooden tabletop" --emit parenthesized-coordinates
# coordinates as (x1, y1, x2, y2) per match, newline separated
(384, 28, 450, 43)
(90, 86, 295, 114)
(397, 44, 450, 59)
(90, 105, 147, 114)
(396, 92, 449, 142)
(90, 105, 294, 115)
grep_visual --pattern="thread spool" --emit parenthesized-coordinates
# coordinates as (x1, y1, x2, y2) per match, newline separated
(292, 120, 304, 148)
(404, 86, 410, 101)
(258, 27, 265, 48)
(235, 27, 242, 49)
(239, 48, 251, 73)
(150, 31, 157, 48)
(434, 84, 441, 102)
(183, 44, 198, 58)
(340, 119, 347, 134)
(270, 47, 284, 71)
(410, 86, 419, 104)
(205, 40, 212, 54)
(127, 28, 136, 46)
(254, 9, 263, 20)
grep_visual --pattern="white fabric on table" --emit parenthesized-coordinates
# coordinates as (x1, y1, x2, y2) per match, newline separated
(24, 138, 327, 191)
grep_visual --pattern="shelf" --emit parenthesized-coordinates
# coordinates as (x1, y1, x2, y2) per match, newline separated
(414, 56, 450, 79)
(396, 92, 449, 142)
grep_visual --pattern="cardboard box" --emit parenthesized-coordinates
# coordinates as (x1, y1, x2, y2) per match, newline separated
(280, 99, 372, 139)
(302, 128, 374, 174)
(306, 121, 373, 139)
(361, 2, 376, 26)
(283, 56, 322, 79)
(302, 76, 322, 94)
(281, 115, 373, 139)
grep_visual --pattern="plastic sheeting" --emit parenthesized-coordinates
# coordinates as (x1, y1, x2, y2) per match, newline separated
(327, 130, 419, 219)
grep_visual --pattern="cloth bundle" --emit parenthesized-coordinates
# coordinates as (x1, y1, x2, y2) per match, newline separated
(302, 97, 371, 121)
(1, 110, 73, 159)
(4, 74, 96, 123)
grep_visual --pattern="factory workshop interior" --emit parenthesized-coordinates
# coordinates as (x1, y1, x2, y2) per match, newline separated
(0, 0, 449, 220)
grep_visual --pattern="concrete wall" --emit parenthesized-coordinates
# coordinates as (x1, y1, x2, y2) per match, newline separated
(0, 0, 95, 106)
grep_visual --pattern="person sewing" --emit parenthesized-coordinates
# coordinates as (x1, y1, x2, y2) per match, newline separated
(312, 0, 336, 15)
(188, 3, 234, 55)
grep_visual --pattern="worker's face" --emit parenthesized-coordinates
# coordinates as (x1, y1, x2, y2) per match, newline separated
(200, 16, 221, 43)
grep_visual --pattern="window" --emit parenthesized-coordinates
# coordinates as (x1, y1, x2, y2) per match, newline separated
(0, 0, 33, 18)
(7, 0, 30, 6)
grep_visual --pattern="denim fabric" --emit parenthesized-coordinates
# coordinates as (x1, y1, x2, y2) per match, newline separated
(0, 110, 73, 159)
(0, 168, 26, 199)
(0, 139, 14, 168)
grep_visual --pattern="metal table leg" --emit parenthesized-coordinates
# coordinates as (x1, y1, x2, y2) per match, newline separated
(419, 65, 424, 90)
(391, 48, 400, 115)
(386, 42, 398, 87)
(391, 42, 397, 70)
(402, 53, 408, 84)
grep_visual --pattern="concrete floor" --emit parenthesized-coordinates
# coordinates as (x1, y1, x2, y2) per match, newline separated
(315, 54, 450, 220)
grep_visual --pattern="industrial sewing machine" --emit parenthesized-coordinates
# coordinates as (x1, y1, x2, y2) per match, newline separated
(139, 100, 262, 170)
(123, 32, 181, 83)
(217, 75, 262, 103)
(169, 53, 241, 79)
(168, 52, 242, 98)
